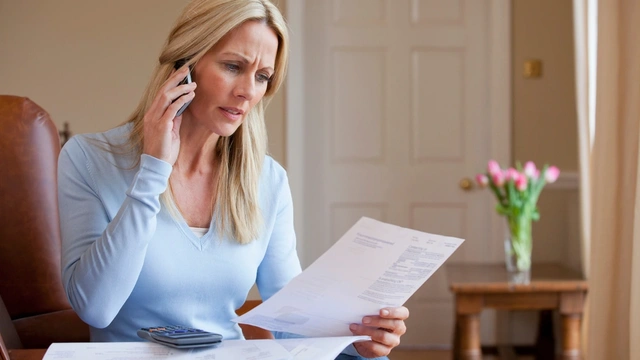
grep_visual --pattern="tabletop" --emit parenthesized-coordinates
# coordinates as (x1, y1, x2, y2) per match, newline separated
(447, 262, 588, 293)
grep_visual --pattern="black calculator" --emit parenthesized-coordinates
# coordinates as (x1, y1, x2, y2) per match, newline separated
(137, 325, 223, 349)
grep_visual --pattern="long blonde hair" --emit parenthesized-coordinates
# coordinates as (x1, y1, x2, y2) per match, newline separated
(125, 0, 289, 244)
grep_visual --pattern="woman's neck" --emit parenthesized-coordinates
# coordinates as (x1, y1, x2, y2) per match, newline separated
(174, 118, 220, 176)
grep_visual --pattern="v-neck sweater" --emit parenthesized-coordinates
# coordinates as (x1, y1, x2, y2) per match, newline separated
(57, 123, 302, 343)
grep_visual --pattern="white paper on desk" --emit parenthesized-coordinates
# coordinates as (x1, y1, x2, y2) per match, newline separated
(275, 335, 369, 360)
(43, 340, 292, 360)
(235, 217, 464, 337)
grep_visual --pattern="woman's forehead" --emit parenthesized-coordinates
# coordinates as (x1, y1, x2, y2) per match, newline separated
(210, 21, 278, 65)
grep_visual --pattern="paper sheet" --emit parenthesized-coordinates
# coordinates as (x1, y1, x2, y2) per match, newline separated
(236, 217, 464, 337)
(42, 337, 369, 360)
(275, 336, 369, 360)
(42, 341, 292, 360)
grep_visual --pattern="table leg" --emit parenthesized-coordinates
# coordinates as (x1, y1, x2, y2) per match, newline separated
(453, 315, 460, 360)
(535, 310, 555, 360)
(457, 313, 482, 360)
(561, 314, 582, 360)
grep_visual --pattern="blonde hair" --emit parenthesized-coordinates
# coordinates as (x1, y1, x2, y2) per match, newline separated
(125, 0, 289, 244)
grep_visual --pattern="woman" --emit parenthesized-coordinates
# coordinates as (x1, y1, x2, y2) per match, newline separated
(57, 0, 408, 358)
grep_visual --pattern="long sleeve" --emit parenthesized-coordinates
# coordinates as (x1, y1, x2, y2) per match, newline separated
(58, 137, 172, 328)
(256, 171, 302, 301)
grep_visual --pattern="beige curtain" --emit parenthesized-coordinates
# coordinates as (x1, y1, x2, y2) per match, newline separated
(578, 0, 640, 358)
(573, 0, 594, 354)
(573, 0, 594, 279)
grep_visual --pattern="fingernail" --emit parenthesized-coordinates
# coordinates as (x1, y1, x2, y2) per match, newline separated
(381, 309, 390, 316)
(363, 317, 371, 324)
(349, 324, 357, 331)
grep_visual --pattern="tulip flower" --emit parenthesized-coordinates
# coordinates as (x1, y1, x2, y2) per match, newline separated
(524, 161, 537, 178)
(488, 160, 501, 176)
(475, 174, 489, 187)
(545, 166, 560, 183)
(492, 171, 505, 186)
(506, 168, 519, 182)
(533, 169, 540, 179)
(515, 174, 527, 191)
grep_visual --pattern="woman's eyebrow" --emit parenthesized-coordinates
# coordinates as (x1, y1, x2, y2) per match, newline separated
(221, 52, 274, 72)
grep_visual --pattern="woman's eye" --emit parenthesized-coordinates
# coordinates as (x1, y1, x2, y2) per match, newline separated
(256, 73, 272, 83)
(225, 63, 240, 72)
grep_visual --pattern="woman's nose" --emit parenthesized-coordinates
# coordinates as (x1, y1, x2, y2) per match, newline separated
(234, 75, 256, 101)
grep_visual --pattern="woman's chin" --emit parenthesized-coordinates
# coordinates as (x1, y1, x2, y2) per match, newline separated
(214, 123, 243, 138)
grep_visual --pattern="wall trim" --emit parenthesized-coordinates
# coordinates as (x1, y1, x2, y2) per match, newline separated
(489, 0, 513, 263)
(285, 0, 306, 265)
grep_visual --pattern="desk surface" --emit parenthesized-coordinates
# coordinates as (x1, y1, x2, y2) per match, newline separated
(447, 262, 588, 293)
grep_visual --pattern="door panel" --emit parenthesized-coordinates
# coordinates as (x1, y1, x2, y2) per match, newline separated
(299, 0, 507, 346)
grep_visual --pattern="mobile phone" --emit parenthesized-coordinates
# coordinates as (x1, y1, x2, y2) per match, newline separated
(137, 325, 222, 349)
(173, 59, 193, 117)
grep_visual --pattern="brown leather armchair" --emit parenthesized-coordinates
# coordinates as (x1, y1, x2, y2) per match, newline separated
(236, 300, 274, 340)
(0, 95, 90, 349)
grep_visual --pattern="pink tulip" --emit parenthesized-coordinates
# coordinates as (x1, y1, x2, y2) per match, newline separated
(492, 171, 505, 186)
(515, 174, 528, 191)
(545, 166, 560, 183)
(506, 168, 519, 182)
(524, 161, 537, 178)
(488, 160, 501, 176)
(475, 174, 489, 187)
(533, 169, 540, 179)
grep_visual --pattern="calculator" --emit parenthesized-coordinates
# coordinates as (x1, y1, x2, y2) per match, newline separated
(137, 325, 223, 349)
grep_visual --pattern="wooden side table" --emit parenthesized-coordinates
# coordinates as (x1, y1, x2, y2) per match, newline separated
(447, 263, 588, 360)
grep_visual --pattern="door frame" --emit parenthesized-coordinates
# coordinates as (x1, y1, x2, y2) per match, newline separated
(285, 0, 512, 266)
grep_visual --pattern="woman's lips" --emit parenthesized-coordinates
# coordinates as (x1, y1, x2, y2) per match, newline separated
(219, 107, 244, 121)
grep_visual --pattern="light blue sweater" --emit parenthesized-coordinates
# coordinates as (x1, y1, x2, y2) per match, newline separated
(57, 124, 302, 342)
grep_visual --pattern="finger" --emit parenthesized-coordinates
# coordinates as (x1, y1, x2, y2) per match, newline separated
(149, 83, 194, 123)
(172, 113, 183, 135)
(353, 340, 392, 358)
(147, 67, 194, 120)
(167, 81, 197, 103)
(155, 81, 196, 112)
(380, 306, 410, 320)
(166, 66, 192, 88)
(151, 67, 191, 110)
(350, 323, 400, 348)
(362, 317, 407, 335)
(163, 91, 195, 120)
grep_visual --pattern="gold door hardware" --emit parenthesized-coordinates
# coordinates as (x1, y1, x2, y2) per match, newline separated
(523, 59, 543, 78)
(459, 178, 474, 191)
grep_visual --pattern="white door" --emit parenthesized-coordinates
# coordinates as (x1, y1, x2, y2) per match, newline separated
(289, 0, 511, 347)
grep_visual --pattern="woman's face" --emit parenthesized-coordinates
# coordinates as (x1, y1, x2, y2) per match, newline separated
(186, 20, 278, 136)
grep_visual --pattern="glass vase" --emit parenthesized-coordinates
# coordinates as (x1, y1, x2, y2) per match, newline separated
(504, 216, 533, 285)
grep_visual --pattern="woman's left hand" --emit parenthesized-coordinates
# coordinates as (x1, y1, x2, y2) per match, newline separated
(349, 306, 409, 358)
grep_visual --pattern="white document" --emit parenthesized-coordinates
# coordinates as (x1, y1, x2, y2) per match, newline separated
(42, 337, 369, 360)
(235, 217, 464, 337)
(43, 341, 292, 360)
(275, 336, 369, 360)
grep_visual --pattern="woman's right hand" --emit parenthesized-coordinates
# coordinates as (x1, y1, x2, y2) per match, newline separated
(142, 65, 197, 165)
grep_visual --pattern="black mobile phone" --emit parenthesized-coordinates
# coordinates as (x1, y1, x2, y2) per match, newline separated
(173, 59, 193, 117)
(137, 325, 222, 349)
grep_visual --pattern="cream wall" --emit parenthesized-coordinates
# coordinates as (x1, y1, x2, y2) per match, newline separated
(513, 0, 580, 269)
(513, 0, 578, 172)
(510, 0, 581, 345)
(0, 0, 287, 165)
